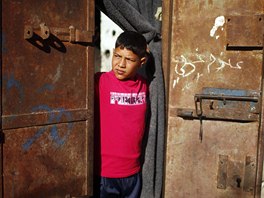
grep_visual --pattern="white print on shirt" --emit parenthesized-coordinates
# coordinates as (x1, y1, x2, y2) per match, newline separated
(110, 92, 146, 105)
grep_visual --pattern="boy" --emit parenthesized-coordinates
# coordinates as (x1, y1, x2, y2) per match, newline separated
(94, 31, 149, 197)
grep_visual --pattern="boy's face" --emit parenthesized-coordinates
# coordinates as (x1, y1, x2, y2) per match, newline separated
(112, 47, 146, 81)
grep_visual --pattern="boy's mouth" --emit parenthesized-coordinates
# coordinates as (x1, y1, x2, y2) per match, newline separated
(116, 69, 125, 75)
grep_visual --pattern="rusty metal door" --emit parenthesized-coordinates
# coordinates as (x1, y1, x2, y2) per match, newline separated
(162, 1, 263, 198)
(1, 0, 94, 197)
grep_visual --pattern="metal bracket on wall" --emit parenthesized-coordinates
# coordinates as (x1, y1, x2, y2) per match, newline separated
(226, 14, 263, 49)
(217, 155, 255, 194)
(177, 87, 260, 122)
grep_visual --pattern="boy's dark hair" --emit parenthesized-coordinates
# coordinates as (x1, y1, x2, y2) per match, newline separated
(115, 31, 147, 58)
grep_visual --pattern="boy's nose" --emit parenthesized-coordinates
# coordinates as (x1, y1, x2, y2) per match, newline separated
(119, 58, 126, 68)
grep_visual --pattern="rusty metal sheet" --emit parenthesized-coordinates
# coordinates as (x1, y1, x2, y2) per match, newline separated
(1, 0, 94, 197)
(226, 15, 264, 47)
(162, 0, 264, 197)
(3, 122, 89, 197)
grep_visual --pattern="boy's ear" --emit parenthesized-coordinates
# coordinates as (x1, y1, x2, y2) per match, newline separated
(140, 57, 147, 67)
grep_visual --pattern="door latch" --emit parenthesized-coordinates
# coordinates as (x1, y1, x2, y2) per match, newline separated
(176, 88, 260, 141)
(24, 23, 93, 43)
(177, 87, 260, 122)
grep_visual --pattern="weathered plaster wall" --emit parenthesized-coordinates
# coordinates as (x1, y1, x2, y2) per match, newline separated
(100, 12, 123, 72)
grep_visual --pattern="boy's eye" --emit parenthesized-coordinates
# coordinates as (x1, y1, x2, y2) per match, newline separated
(114, 54, 121, 58)
(126, 58, 136, 62)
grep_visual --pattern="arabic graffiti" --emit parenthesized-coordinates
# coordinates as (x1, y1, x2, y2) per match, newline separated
(172, 52, 243, 90)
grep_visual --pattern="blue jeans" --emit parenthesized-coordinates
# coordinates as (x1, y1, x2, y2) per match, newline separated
(94, 172, 142, 198)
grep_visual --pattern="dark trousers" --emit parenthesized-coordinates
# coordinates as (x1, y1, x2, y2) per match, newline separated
(94, 172, 142, 198)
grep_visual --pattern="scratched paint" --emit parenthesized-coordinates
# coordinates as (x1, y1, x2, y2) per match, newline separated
(210, 16, 225, 39)
(22, 105, 73, 151)
(52, 64, 62, 84)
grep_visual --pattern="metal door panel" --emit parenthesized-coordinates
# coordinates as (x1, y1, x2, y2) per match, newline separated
(1, 0, 94, 197)
(3, 122, 89, 197)
(163, 0, 263, 197)
(2, 1, 93, 128)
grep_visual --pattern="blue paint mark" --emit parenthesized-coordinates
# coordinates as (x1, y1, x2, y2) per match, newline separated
(37, 84, 55, 93)
(22, 105, 73, 151)
(50, 107, 73, 147)
(22, 127, 47, 151)
(5, 74, 24, 100)
(31, 105, 52, 112)
(202, 87, 248, 96)
(202, 87, 259, 110)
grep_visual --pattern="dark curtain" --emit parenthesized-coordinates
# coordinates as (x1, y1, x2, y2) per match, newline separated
(95, 1, 165, 197)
